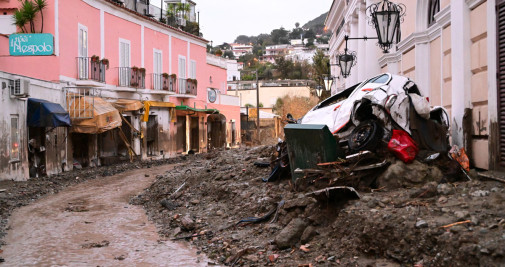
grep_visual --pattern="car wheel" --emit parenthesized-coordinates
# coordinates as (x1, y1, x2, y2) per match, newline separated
(348, 120, 383, 152)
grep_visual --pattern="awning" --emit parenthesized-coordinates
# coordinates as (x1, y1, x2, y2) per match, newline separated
(27, 98, 71, 127)
(68, 96, 122, 134)
(142, 101, 176, 122)
(113, 99, 143, 112)
(175, 105, 220, 114)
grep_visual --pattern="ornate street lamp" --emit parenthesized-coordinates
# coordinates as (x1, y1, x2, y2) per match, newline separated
(336, 49, 357, 78)
(323, 75, 334, 91)
(334, 0, 405, 78)
(315, 85, 323, 97)
(367, 0, 405, 53)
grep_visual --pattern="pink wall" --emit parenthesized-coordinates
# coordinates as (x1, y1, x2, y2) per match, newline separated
(59, 0, 101, 80)
(104, 13, 141, 85)
(144, 27, 169, 89)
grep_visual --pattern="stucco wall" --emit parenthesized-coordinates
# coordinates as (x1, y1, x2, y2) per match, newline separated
(470, 1, 489, 169)
(430, 37, 442, 106)
(442, 24, 452, 117)
(230, 86, 311, 109)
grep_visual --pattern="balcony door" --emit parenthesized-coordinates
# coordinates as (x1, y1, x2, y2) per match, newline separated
(153, 49, 162, 90)
(78, 25, 88, 79)
(119, 39, 131, 86)
(178, 56, 186, 93)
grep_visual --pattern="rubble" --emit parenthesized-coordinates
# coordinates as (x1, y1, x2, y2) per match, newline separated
(130, 147, 505, 266)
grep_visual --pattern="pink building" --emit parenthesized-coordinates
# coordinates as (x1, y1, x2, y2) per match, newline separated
(0, 0, 240, 181)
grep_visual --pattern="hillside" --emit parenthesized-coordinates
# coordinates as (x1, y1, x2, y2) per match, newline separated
(302, 12, 328, 30)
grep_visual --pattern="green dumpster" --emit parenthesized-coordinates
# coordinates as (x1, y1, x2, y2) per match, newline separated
(284, 124, 345, 183)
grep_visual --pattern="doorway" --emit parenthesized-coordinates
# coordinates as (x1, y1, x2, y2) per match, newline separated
(190, 117, 199, 152)
(176, 115, 186, 153)
(207, 114, 227, 149)
(146, 115, 158, 156)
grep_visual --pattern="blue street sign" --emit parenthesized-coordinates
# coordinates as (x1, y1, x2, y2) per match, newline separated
(9, 33, 54, 56)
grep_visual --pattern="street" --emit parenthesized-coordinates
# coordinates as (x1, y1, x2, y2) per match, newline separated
(0, 164, 207, 266)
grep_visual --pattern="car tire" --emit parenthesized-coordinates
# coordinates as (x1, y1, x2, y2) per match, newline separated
(348, 120, 383, 152)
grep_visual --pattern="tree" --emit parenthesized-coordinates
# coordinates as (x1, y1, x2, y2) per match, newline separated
(235, 35, 251, 44)
(295, 22, 300, 28)
(304, 29, 316, 39)
(274, 56, 293, 79)
(223, 50, 235, 59)
(271, 27, 289, 44)
(13, 10, 28, 33)
(34, 0, 47, 33)
(312, 49, 330, 91)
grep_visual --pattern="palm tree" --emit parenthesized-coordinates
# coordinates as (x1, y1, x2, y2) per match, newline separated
(34, 0, 47, 33)
(20, 0, 37, 33)
(13, 10, 27, 33)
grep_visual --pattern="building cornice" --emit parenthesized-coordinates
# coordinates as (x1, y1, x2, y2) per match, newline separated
(434, 5, 451, 28)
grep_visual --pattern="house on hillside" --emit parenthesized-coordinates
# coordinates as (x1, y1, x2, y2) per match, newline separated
(0, 0, 240, 181)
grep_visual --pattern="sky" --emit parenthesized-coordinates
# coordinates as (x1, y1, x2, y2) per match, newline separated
(154, 0, 333, 45)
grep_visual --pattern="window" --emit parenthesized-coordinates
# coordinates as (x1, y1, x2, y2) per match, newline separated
(119, 39, 131, 86)
(190, 60, 196, 79)
(78, 24, 88, 79)
(428, 0, 440, 27)
(153, 50, 162, 74)
(153, 49, 162, 89)
(10, 115, 19, 160)
(179, 56, 187, 93)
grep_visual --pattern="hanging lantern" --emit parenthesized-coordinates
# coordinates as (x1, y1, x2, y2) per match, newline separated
(366, 0, 405, 53)
(323, 75, 334, 91)
(315, 85, 323, 97)
(336, 50, 357, 78)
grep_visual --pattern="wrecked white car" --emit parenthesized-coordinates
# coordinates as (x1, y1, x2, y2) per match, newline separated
(300, 73, 450, 154)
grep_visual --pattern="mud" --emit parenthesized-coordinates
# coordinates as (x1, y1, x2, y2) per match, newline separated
(134, 147, 505, 266)
(0, 156, 188, 248)
(0, 162, 208, 266)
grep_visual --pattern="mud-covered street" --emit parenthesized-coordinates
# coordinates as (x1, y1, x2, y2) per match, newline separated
(0, 146, 505, 266)
(0, 162, 208, 266)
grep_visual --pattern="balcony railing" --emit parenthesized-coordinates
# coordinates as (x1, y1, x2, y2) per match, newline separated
(177, 78, 196, 95)
(77, 57, 106, 83)
(151, 74, 177, 92)
(118, 67, 145, 89)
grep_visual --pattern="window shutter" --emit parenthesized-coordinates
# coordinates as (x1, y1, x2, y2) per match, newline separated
(497, 1, 505, 164)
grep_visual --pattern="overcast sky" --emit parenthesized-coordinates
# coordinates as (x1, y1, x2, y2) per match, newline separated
(154, 0, 333, 45)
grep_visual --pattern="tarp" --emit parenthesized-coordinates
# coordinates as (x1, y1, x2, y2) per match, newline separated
(27, 98, 71, 127)
(68, 96, 122, 134)
(113, 99, 143, 112)
(142, 101, 176, 122)
(175, 105, 220, 114)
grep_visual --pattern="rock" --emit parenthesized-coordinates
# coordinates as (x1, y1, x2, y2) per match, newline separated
(438, 196, 448, 204)
(377, 160, 444, 188)
(470, 190, 489, 197)
(190, 199, 200, 205)
(416, 220, 428, 228)
(216, 210, 224, 216)
(454, 210, 470, 220)
(274, 218, 308, 249)
(160, 199, 178, 210)
(437, 183, 454, 195)
(411, 182, 438, 198)
(145, 174, 150, 177)
(173, 227, 181, 237)
(283, 198, 315, 210)
(327, 256, 336, 262)
(180, 215, 195, 230)
(300, 226, 317, 243)
(491, 187, 500, 193)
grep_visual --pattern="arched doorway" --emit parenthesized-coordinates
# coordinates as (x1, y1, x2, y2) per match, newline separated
(207, 114, 227, 149)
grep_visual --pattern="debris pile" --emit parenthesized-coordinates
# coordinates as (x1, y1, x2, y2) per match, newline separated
(133, 147, 505, 266)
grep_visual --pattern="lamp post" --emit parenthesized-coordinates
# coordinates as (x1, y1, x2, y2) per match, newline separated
(334, 0, 405, 78)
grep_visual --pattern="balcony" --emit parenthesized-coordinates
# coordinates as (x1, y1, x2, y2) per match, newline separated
(151, 73, 176, 93)
(176, 78, 196, 96)
(76, 57, 106, 83)
(118, 67, 145, 89)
